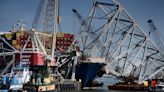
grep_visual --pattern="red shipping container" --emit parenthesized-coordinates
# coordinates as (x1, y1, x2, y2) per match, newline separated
(15, 53, 21, 62)
(30, 53, 44, 66)
(64, 33, 71, 38)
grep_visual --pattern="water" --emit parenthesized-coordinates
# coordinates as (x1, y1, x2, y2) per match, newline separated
(0, 89, 147, 92)
(0, 76, 149, 92)
(60, 76, 146, 92)
(61, 89, 146, 92)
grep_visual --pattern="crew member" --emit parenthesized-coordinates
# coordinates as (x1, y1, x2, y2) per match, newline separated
(151, 79, 156, 91)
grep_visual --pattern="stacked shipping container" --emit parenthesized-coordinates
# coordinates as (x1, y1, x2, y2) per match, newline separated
(0, 31, 74, 66)
(56, 32, 74, 50)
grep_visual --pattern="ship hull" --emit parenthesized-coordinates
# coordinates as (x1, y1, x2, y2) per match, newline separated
(75, 62, 105, 87)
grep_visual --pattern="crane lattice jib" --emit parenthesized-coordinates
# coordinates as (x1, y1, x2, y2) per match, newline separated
(148, 19, 164, 57)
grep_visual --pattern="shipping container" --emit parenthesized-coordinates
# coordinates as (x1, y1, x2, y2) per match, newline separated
(12, 40, 17, 45)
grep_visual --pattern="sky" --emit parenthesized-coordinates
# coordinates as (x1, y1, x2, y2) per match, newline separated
(0, 0, 164, 36)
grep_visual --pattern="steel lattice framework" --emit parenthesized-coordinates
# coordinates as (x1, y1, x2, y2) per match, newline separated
(73, 0, 164, 83)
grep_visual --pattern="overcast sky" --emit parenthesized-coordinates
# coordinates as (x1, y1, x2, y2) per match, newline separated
(0, 0, 164, 36)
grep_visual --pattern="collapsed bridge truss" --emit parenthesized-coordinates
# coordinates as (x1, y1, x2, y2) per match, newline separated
(73, 0, 164, 83)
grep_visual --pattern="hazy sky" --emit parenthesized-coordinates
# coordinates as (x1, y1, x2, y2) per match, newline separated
(0, 0, 164, 36)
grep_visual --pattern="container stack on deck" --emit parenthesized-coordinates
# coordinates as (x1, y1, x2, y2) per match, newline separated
(56, 32, 74, 50)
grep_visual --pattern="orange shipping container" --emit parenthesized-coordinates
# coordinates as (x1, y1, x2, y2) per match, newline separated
(12, 40, 17, 45)
(57, 32, 64, 37)
(16, 39, 21, 44)
(16, 44, 20, 49)
(20, 31, 25, 36)
(16, 32, 20, 37)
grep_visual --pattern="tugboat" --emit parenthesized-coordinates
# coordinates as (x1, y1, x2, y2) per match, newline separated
(0, 75, 10, 91)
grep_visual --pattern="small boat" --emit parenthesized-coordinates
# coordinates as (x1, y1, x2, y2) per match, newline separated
(108, 82, 146, 91)
(9, 66, 31, 91)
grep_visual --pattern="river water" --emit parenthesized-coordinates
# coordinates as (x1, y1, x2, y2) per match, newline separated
(61, 90, 146, 92)
(61, 76, 147, 92)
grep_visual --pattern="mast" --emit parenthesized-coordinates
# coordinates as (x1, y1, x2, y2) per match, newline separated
(51, 0, 58, 58)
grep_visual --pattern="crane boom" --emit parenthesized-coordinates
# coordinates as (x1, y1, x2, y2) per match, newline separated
(32, 0, 44, 28)
(72, 9, 104, 55)
(148, 19, 164, 56)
